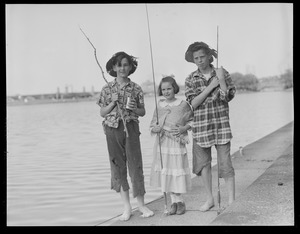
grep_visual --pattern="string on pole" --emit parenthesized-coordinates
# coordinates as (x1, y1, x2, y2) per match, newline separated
(145, 4, 159, 123)
(216, 25, 222, 215)
(145, 4, 169, 216)
(79, 25, 129, 137)
(216, 25, 219, 69)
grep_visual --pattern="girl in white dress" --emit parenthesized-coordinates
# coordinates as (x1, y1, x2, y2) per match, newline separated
(149, 76, 193, 215)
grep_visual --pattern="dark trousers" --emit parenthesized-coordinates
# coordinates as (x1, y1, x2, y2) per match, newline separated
(192, 140, 235, 178)
(105, 121, 146, 198)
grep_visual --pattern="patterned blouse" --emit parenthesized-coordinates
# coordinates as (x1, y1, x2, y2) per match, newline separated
(185, 66, 236, 147)
(150, 98, 193, 145)
(97, 78, 144, 128)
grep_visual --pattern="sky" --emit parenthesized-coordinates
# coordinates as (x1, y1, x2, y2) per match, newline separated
(6, 3, 293, 96)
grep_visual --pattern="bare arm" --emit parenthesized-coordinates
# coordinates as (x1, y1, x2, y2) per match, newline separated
(181, 124, 191, 132)
(100, 101, 117, 117)
(132, 103, 146, 117)
(171, 123, 192, 137)
(215, 66, 227, 92)
(216, 67, 236, 102)
(100, 92, 118, 117)
(191, 77, 219, 110)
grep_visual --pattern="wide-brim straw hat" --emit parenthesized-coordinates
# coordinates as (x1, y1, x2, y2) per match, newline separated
(185, 41, 218, 63)
(106, 51, 138, 77)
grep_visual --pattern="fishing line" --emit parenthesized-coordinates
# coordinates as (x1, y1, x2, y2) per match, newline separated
(216, 25, 223, 216)
(145, 4, 169, 216)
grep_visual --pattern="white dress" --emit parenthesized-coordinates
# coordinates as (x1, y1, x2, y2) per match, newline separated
(149, 98, 193, 193)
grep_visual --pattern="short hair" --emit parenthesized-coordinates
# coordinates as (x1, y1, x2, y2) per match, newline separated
(113, 52, 136, 67)
(185, 41, 217, 64)
(192, 46, 213, 63)
(192, 45, 211, 55)
(106, 51, 138, 77)
(158, 76, 180, 96)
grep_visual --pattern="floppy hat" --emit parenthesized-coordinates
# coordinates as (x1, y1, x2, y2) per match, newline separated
(185, 42, 217, 63)
(106, 51, 138, 77)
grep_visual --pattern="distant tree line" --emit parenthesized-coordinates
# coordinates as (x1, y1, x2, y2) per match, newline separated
(231, 69, 293, 91)
(141, 69, 293, 94)
(231, 73, 259, 91)
(278, 69, 293, 89)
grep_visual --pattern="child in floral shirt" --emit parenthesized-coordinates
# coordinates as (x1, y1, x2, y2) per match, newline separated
(97, 51, 154, 221)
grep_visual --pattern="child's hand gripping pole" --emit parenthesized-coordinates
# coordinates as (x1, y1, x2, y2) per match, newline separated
(79, 26, 129, 137)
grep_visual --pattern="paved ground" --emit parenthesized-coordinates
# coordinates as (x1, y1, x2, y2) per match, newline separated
(98, 121, 294, 226)
(211, 143, 294, 225)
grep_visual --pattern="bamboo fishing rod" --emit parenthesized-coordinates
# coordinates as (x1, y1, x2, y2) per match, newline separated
(216, 26, 219, 69)
(216, 25, 222, 216)
(79, 26, 129, 137)
(145, 4, 169, 216)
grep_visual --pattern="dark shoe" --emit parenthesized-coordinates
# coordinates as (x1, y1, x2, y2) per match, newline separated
(176, 202, 186, 215)
(169, 203, 177, 215)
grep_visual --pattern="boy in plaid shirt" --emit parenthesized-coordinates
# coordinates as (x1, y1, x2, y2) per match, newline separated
(184, 42, 236, 211)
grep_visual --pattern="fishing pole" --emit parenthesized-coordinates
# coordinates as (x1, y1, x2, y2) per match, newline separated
(145, 4, 169, 216)
(216, 25, 222, 216)
(216, 26, 219, 69)
(79, 26, 129, 137)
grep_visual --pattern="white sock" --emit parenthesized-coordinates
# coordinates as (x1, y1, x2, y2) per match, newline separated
(175, 194, 184, 203)
(170, 193, 176, 203)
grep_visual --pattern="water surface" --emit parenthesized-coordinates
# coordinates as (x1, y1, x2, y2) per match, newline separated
(7, 91, 294, 225)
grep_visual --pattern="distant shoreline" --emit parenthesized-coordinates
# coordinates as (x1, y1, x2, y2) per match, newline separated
(6, 97, 95, 107)
(7, 88, 293, 107)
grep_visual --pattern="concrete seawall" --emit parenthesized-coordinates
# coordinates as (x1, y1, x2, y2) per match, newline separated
(211, 143, 293, 225)
(98, 121, 294, 226)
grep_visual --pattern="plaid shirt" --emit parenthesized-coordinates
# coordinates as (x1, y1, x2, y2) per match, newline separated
(185, 66, 236, 147)
(97, 78, 144, 128)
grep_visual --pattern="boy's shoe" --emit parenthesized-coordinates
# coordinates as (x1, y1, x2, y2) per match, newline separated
(169, 203, 177, 215)
(176, 202, 186, 215)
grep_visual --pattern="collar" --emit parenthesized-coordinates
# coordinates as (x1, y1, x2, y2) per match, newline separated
(159, 98, 182, 107)
(192, 64, 216, 79)
(111, 78, 133, 89)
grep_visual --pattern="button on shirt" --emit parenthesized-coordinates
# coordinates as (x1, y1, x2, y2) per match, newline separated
(97, 78, 144, 128)
(185, 66, 236, 148)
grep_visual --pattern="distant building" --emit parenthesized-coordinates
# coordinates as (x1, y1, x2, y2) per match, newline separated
(7, 97, 15, 103)
(56, 87, 60, 99)
(23, 96, 35, 103)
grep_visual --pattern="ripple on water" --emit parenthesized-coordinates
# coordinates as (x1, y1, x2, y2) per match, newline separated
(7, 92, 293, 225)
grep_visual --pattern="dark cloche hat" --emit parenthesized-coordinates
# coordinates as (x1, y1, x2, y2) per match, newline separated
(106, 51, 138, 77)
(185, 41, 218, 63)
